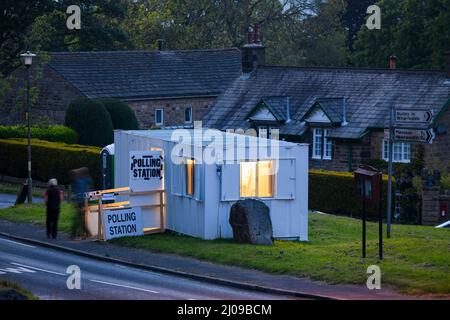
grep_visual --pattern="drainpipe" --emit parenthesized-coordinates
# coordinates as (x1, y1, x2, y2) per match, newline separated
(286, 96, 291, 124)
(342, 97, 348, 126)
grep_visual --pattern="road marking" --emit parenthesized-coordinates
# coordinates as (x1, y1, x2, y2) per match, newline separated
(0, 238, 36, 248)
(11, 262, 65, 276)
(0, 266, 35, 274)
(90, 279, 159, 294)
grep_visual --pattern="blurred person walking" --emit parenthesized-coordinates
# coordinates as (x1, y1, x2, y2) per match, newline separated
(70, 167, 93, 239)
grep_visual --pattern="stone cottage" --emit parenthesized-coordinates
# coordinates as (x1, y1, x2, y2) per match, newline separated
(204, 56, 450, 173)
(1, 48, 242, 128)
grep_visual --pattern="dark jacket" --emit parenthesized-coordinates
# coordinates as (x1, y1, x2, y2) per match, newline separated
(46, 186, 61, 212)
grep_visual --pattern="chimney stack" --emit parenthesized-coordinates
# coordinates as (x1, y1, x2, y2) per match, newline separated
(389, 55, 397, 69)
(241, 23, 266, 74)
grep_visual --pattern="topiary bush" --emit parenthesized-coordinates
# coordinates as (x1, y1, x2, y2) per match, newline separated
(0, 125, 78, 144)
(0, 138, 100, 187)
(65, 98, 113, 147)
(309, 169, 393, 219)
(97, 98, 139, 130)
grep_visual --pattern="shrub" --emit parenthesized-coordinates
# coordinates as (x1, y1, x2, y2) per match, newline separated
(97, 98, 139, 130)
(0, 138, 100, 187)
(0, 125, 78, 144)
(309, 169, 393, 219)
(65, 98, 113, 147)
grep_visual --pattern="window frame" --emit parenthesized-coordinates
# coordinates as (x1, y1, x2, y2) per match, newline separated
(155, 108, 164, 126)
(185, 106, 193, 124)
(239, 160, 274, 199)
(312, 128, 333, 160)
(382, 140, 411, 163)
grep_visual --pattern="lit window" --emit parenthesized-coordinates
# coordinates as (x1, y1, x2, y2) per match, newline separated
(155, 109, 163, 126)
(185, 159, 195, 196)
(382, 140, 411, 163)
(312, 128, 332, 160)
(185, 107, 192, 123)
(240, 160, 274, 198)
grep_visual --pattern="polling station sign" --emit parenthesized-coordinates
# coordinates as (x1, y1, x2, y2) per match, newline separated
(129, 151, 163, 192)
(103, 207, 144, 240)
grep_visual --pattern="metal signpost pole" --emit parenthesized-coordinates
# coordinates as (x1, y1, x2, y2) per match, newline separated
(386, 105, 394, 238)
(378, 172, 383, 260)
(362, 179, 366, 258)
(26, 65, 33, 204)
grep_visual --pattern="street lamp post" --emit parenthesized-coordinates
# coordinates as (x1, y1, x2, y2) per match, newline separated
(20, 51, 36, 204)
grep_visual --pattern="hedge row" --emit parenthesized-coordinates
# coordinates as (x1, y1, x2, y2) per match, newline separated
(309, 169, 394, 219)
(0, 139, 100, 186)
(0, 125, 79, 144)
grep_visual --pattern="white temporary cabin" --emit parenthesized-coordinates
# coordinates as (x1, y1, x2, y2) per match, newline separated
(114, 129, 309, 241)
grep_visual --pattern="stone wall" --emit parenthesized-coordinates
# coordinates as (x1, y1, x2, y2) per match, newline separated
(421, 170, 449, 225)
(128, 96, 216, 129)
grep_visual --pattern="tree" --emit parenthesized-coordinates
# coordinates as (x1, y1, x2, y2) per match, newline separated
(65, 98, 113, 147)
(123, 0, 348, 66)
(97, 98, 139, 130)
(341, 0, 374, 52)
(25, 0, 133, 52)
(352, 0, 450, 69)
(0, 0, 54, 75)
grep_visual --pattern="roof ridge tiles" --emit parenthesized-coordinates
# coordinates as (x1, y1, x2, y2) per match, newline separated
(257, 64, 446, 76)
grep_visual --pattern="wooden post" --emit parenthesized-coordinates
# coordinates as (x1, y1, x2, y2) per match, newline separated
(159, 190, 164, 230)
(98, 198, 103, 241)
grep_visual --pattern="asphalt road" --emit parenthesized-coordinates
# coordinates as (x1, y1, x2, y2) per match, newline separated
(0, 193, 43, 209)
(0, 235, 294, 300)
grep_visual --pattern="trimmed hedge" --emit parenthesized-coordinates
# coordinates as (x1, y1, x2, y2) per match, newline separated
(0, 138, 100, 186)
(65, 98, 114, 147)
(97, 98, 139, 130)
(309, 169, 394, 219)
(0, 125, 79, 144)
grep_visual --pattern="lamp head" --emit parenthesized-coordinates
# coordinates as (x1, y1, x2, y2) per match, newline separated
(20, 51, 36, 67)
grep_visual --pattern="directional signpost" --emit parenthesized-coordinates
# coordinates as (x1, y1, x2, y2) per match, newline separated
(394, 128, 435, 144)
(385, 108, 435, 239)
(395, 110, 433, 124)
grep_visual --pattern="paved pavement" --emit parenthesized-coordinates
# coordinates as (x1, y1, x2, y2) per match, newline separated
(0, 219, 421, 300)
(0, 193, 43, 209)
(0, 235, 295, 300)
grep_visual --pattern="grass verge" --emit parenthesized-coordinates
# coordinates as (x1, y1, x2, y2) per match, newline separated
(0, 279, 36, 300)
(0, 204, 448, 295)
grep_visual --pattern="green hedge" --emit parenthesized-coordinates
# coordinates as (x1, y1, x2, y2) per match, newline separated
(0, 138, 100, 186)
(65, 98, 114, 147)
(97, 98, 140, 130)
(0, 125, 79, 144)
(309, 169, 393, 219)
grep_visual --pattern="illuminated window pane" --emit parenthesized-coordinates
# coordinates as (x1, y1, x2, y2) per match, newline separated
(240, 161, 274, 198)
(185, 159, 195, 196)
(257, 161, 273, 197)
(240, 162, 256, 197)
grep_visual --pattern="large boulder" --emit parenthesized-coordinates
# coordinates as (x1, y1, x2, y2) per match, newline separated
(229, 199, 273, 245)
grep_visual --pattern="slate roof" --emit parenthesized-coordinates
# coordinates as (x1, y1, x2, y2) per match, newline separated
(47, 49, 242, 100)
(247, 96, 290, 122)
(204, 65, 450, 139)
(306, 98, 344, 124)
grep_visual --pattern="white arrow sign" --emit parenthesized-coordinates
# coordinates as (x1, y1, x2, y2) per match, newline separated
(394, 128, 435, 144)
(395, 109, 433, 124)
